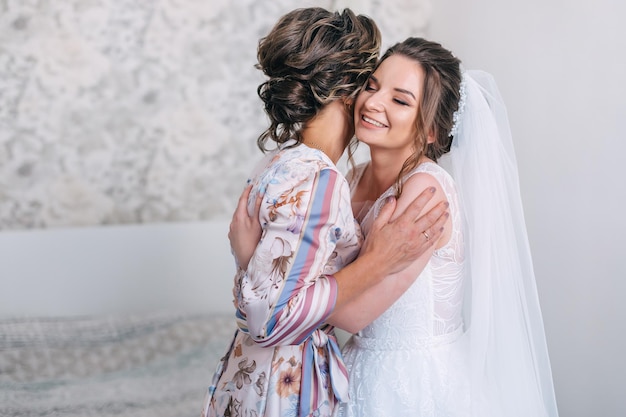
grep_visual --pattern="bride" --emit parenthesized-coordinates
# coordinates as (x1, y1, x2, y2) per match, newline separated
(332, 37, 559, 417)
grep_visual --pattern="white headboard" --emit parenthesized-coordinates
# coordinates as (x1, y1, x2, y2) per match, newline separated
(0, 221, 235, 318)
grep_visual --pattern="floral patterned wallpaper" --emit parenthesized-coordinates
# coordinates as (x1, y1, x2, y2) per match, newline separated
(0, 0, 430, 230)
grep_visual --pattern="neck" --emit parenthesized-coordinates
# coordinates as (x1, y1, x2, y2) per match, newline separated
(302, 100, 352, 164)
(364, 147, 413, 199)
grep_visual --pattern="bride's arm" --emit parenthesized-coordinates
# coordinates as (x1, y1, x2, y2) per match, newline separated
(228, 185, 263, 270)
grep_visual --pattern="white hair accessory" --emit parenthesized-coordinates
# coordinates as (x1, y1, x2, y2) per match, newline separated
(448, 72, 467, 137)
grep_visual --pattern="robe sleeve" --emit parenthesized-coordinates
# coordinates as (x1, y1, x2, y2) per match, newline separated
(234, 168, 351, 347)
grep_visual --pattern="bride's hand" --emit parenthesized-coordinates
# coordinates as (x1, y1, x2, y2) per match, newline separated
(229, 185, 263, 269)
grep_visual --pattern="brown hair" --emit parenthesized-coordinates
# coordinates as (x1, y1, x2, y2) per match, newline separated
(256, 7, 381, 151)
(378, 37, 462, 196)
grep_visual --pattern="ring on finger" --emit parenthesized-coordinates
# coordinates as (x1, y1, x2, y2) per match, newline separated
(422, 230, 430, 241)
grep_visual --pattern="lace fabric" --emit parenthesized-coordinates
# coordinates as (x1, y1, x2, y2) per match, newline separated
(337, 162, 469, 417)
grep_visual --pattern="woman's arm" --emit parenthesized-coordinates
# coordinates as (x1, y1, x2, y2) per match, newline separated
(327, 254, 434, 333)
(327, 173, 451, 333)
(236, 168, 354, 346)
(230, 173, 449, 342)
(228, 185, 263, 270)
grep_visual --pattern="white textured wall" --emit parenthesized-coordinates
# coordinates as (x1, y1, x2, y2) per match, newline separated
(0, 221, 235, 317)
(3, 1, 624, 415)
(0, 0, 431, 230)
(429, 1, 626, 416)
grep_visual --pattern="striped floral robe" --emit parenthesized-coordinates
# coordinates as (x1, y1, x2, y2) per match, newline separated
(202, 142, 362, 417)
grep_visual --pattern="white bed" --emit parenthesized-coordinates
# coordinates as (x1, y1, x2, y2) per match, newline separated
(0, 221, 238, 417)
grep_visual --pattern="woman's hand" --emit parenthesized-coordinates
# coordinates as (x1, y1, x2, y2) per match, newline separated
(359, 187, 449, 276)
(228, 185, 263, 269)
(330, 187, 449, 312)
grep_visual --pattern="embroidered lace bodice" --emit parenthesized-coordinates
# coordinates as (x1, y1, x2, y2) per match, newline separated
(336, 161, 469, 417)
(353, 161, 465, 346)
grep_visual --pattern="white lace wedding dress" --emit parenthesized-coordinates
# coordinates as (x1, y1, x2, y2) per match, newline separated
(335, 161, 470, 417)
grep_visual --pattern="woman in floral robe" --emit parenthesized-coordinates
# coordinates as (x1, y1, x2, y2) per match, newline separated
(202, 7, 447, 417)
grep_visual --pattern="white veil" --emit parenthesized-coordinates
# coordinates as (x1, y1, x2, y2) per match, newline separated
(443, 70, 559, 416)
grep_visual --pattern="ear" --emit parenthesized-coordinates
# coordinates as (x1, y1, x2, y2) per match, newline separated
(342, 96, 354, 108)
(426, 128, 436, 144)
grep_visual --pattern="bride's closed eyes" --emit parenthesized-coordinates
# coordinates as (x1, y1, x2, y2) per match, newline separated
(363, 76, 415, 107)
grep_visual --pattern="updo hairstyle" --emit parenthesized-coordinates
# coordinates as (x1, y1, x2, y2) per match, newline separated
(256, 7, 381, 151)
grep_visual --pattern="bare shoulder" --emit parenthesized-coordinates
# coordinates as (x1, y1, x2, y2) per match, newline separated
(392, 171, 448, 221)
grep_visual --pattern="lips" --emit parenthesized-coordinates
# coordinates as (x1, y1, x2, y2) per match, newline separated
(362, 115, 388, 128)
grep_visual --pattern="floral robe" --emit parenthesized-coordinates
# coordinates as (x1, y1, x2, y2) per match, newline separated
(202, 142, 362, 417)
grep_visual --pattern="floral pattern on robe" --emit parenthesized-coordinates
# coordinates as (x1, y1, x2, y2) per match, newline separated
(202, 143, 362, 417)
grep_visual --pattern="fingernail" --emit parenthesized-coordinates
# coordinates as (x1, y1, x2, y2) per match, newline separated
(386, 196, 395, 204)
(429, 187, 436, 193)
(445, 202, 449, 208)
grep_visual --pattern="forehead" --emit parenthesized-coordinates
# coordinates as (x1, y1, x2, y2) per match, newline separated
(374, 54, 425, 92)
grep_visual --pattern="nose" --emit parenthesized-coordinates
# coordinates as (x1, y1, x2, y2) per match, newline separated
(362, 91, 384, 112)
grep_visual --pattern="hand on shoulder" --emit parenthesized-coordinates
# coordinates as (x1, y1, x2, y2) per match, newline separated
(393, 172, 451, 250)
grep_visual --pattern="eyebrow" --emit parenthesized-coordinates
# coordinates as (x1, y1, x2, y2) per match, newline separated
(370, 75, 417, 100)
